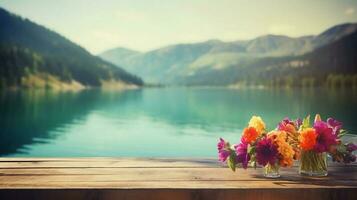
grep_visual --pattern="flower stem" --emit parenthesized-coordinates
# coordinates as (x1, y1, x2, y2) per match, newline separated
(299, 150, 327, 176)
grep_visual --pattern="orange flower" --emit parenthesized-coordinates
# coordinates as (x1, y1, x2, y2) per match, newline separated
(242, 127, 259, 143)
(280, 123, 296, 134)
(268, 131, 294, 167)
(299, 128, 317, 151)
(280, 124, 300, 160)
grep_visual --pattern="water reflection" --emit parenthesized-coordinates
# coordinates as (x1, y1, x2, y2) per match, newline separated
(0, 88, 356, 157)
(0, 89, 143, 156)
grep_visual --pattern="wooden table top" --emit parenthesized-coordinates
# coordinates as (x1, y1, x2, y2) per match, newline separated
(0, 158, 356, 200)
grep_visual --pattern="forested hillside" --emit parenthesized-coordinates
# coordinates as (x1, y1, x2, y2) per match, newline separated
(0, 8, 143, 89)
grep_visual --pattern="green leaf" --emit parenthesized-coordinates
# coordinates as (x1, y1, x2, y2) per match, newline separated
(227, 152, 236, 172)
(301, 115, 310, 130)
(337, 143, 347, 153)
(247, 144, 255, 155)
(338, 129, 348, 138)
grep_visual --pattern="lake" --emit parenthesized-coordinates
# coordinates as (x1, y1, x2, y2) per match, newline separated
(1, 87, 357, 157)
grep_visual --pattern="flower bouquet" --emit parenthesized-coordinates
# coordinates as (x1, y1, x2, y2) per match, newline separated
(217, 115, 356, 178)
(298, 114, 357, 176)
(218, 116, 300, 178)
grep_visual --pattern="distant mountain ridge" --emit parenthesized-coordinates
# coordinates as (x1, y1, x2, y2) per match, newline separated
(0, 7, 143, 89)
(100, 23, 357, 85)
(100, 47, 141, 70)
(177, 29, 357, 87)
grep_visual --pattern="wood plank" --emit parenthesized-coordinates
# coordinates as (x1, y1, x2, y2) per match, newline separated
(0, 167, 356, 180)
(0, 158, 356, 200)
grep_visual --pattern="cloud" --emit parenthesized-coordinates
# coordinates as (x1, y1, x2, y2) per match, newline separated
(345, 8, 355, 16)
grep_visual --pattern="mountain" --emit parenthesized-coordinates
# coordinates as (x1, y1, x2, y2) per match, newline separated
(179, 29, 357, 87)
(100, 47, 140, 69)
(0, 8, 143, 89)
(243, 34, 312, 55)
(99, 37, 309, 83)
(102, 40, 228, 83)
(311, 23, 357, 48)
(100, 23, 357, 86)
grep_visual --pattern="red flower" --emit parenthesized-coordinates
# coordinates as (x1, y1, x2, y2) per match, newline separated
(256, 137, 278, 166)
(241, 127, 259, 144)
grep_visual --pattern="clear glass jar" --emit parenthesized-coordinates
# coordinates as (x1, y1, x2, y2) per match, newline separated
(299, 150, 328, 177)
(264, 163, 280, 178)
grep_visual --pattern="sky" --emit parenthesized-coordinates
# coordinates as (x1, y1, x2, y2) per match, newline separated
(1, 0, 357, 54)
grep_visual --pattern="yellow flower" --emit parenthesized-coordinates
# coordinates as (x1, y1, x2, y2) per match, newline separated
(248, 116, 266, 134)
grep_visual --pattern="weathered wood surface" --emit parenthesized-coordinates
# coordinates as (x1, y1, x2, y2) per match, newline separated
(0, 158, 356, 200)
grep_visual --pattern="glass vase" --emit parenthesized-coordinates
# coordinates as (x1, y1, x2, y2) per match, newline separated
(264, 163, 280, 178)
(299, 150, 328, 177)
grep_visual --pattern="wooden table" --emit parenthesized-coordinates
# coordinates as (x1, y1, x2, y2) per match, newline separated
(0, 158, 356, 200)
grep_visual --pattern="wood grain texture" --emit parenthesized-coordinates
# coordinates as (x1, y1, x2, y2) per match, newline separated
(0, 158, 356, 200)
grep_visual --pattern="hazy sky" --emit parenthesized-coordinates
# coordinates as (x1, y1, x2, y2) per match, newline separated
(1, 0, 357, 54)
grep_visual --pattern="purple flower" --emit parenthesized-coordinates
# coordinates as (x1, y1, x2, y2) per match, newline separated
(327, 118, 342, 135)
(346, 143, 357, 152)
(234, 141, 250, 169)
(343, 154, 356, 163)
(255, 137, 278, 166)
(217, 138, 231, 162)
(313, 121, 337, 153)
(295, 118, 302, 128)
(277, 117, 291, 129)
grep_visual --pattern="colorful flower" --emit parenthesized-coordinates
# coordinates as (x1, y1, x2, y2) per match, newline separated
(256, 137, 278, 166)
(278, 117, 302, 133)
(295, 118, 302, 128)
(248, 116, 266, 134)
(330, 142, 357, 163)
(241, 127, 259, 144)
(218, 115, 355, 173)
(217, 138, 231, 162)
(277, 118, 301, 160)
(277, 117, 299, 132)
(347, 143, 357, 152)
(299, 128, 317, 151)
(313, 121, 337, 153)
(234, 141, 250, 169)
(326, 118, 342, 135)
(268, 131, 294, 167)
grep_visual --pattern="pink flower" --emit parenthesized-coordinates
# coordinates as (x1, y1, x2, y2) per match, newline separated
(234, 141, 250, 169)
(313, 121, 338, 153)
(277, 117, 301, 132)
(255, 137, 278, 166)
(217, 138, 231, 162)
(327, 118, 342, 135)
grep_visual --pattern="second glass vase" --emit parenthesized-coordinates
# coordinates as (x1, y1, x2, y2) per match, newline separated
(299, 150, 328, 177)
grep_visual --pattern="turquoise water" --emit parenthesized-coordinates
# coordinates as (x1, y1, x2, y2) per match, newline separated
(1, 88, 357, 157)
